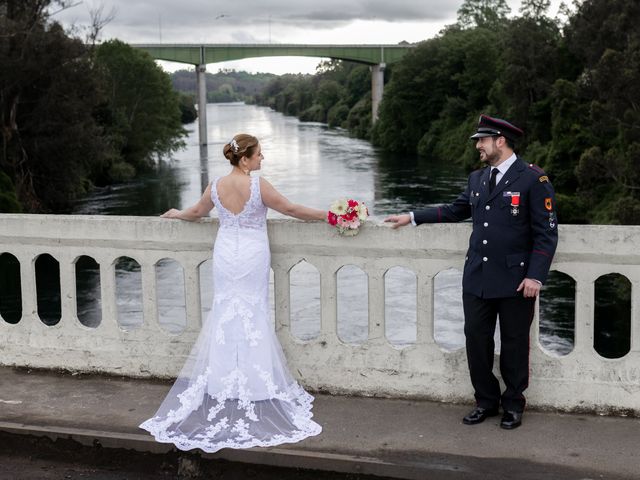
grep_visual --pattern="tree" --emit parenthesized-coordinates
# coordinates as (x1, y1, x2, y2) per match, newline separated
(94, 40, 186, 178)
(493, 16, 573, 147)
(255, 61, 373, 138)
(456, 0, 511, 29)
(562, 0, 640, 224)
(178, 93, 197, 123)
(0, 0, 110, 212)
(374, 27, 501, 155)
(519, 0, 551, 20)
(1, 3, 189, 212)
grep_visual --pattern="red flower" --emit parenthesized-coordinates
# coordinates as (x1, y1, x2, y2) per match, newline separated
(348, 199, 358, 208)
(327, 211, 338, 226)
(344, 210, 357, 221)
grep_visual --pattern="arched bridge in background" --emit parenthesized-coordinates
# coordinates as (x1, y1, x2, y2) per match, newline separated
(131, 44, 414, 146)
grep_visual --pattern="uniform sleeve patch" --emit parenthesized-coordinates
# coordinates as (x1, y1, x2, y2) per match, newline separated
(545, 198, 553, 211)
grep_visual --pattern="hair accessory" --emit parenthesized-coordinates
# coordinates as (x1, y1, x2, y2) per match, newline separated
(229, 138, 239, 153)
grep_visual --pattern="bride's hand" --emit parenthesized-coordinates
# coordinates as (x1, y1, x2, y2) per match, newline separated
(161, 208, 182, 219)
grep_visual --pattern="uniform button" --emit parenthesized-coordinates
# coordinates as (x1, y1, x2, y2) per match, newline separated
(483, 222, 489, 227)
(482, 240, 488, 245)
(483, 257, 488, 262)
(485, 205, 490, 210)
(520, 262, 525, 267)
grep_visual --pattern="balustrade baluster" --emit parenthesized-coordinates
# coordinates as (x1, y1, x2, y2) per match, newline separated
(368, 269, 385, 343)
(19, 253, 38, 326)
(183, 261, 203, 332)
(273, 265, 291, 335)
(98, 257, 119, 333)
(416, 273, 435, 345)
(319, 264, 338, 341)
(58, 254, 77, 326)
(574, 277, 595, 355)
(140, 259, 158, 332)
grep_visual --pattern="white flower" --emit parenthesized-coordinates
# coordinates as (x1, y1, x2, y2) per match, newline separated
(357, 202, 368, 220)
(329, 199, 349, 216)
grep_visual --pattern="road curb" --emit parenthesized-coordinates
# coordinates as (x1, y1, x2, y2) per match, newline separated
(0, 421, 434, 479)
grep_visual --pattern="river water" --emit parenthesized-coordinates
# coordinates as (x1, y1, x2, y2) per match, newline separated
(2, 103, 576, 355)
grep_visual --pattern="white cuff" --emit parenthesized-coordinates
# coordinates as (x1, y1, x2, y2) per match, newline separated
(409, 211, 417, 226)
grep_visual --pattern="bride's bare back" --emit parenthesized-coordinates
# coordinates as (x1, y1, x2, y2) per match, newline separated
(216, 175, 252, 215)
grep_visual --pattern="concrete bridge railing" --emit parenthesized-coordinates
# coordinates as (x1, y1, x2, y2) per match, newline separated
(1, 214, 639, 414)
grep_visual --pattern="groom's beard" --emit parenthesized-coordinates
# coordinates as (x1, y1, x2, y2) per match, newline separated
(479, 148, 500, 166)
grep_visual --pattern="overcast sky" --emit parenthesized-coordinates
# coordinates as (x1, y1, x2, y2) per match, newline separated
(54, 0, 565, 74)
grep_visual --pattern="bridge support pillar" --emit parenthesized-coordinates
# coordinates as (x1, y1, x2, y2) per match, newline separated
(371, 63, 385, 123)
(196, 63, 208, 146)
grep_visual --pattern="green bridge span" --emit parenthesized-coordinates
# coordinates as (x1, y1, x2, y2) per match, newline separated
(131, 43, 414, 146)
(131, 43, 412, 66)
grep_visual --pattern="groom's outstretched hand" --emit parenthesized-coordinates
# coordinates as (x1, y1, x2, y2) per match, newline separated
(384, 214, 411, 229)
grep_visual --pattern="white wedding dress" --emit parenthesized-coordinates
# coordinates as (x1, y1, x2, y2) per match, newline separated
(140, 175, 322, 452)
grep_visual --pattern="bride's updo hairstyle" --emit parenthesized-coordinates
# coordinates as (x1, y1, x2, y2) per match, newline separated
(223, 134, 259, 166)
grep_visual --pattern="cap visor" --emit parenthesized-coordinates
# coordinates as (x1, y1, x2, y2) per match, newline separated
(470, 132, 495, 139)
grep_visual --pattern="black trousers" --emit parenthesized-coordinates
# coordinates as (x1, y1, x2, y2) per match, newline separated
(462, 293, 536, 412)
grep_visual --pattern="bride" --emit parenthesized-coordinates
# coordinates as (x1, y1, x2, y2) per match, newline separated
(140, 134, 325, 452)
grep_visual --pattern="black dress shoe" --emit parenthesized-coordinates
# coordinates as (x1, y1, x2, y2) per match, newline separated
(462, 407, 499, 425)
(500, 410, 523, 429)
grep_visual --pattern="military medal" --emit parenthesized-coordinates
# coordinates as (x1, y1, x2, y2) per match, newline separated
(510, 192, 520, 216)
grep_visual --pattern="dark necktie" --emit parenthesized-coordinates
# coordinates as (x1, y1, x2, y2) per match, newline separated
(489, 168, 499, 193)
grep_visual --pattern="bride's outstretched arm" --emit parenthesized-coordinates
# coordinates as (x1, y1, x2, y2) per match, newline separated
(260, 177, 325, 221)
(161, 183, 215, 221)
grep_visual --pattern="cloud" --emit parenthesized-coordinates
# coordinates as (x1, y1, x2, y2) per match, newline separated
(53, 0, 460, 38)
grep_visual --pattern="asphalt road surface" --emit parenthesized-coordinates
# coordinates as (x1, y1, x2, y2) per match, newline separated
(0, 432, 393, 480)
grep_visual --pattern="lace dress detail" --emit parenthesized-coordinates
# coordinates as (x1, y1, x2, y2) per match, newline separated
(140, 175, 321, 452)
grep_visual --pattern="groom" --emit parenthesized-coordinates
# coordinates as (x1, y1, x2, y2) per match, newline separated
(385, 114, 558, 429)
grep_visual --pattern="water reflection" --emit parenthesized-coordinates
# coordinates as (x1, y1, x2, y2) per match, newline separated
(76, 256, 101, 328)
(385, 267, 417, 346)
(156, 258, 187, 335)
(594, 274, 631, 359)
(373, 151, 468, 215)
(290, 261, 321, 341)
(0, 253, 22, 324)
(72, 161, 185, 216)
(539, 271, 575, 356)
(115, 257, 143, 330)
(36, 254, 61, 326)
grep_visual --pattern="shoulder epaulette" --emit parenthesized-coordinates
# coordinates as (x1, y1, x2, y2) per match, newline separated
(528, 163, 545, 174)
(528, 164, 549, 182)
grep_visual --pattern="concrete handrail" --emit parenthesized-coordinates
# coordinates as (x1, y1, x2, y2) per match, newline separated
(1, 214, 639, 413)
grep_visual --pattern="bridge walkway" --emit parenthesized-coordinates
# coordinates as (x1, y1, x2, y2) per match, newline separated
(0, 367, 637, 479)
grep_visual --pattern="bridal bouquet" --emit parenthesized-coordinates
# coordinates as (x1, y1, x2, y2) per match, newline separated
(327, 198, 368, 236)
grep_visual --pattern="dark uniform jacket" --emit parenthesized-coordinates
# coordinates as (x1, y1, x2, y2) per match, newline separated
(414, 157, 558, 298)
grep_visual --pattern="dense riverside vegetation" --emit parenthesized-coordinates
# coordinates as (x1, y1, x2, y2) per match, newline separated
(0, 1, 186, 213)
(255, 60, 375, 138)
(257, 0, 640, 225)
(171, 69, 276, 104)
